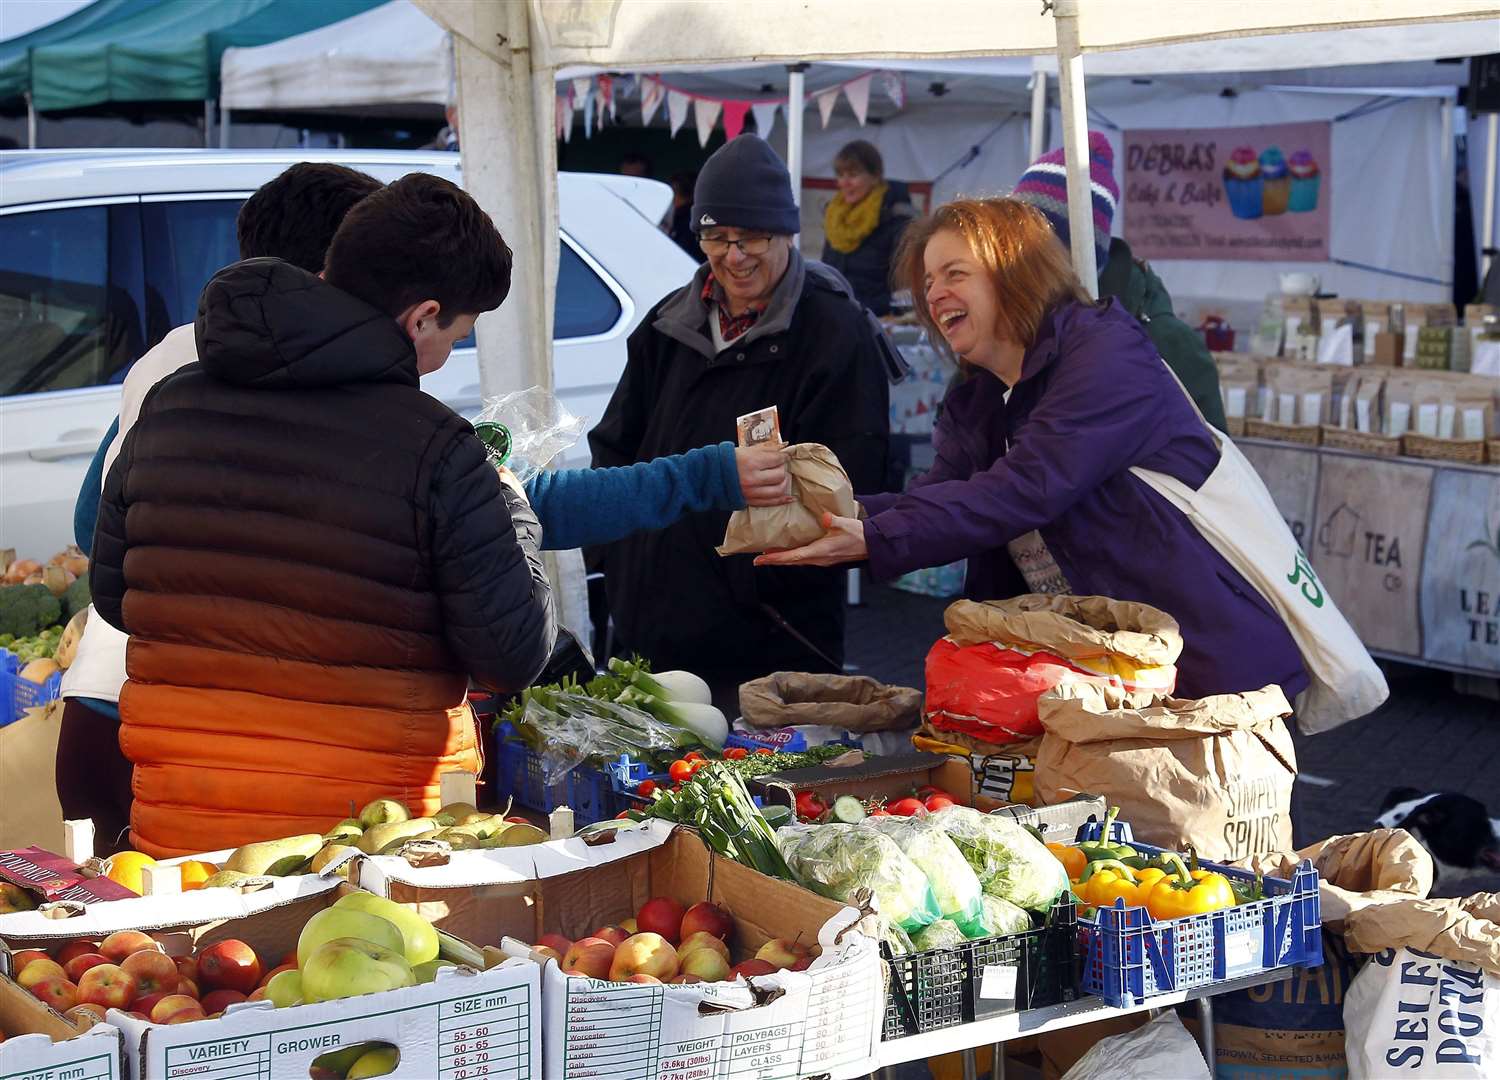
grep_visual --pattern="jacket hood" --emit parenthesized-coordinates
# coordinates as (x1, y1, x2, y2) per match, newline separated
(195, 258, 419, 390)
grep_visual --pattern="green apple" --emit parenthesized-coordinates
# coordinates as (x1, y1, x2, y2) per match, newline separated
(297, 907, 405, 967)
(264, 968, 304, 1008)
(347, 1045, 400, 1078)
(332, 893, 439, 965)
(413, 959, 455, 984)
(300, 939, 414, 1003)
(357, 799, 411, 829)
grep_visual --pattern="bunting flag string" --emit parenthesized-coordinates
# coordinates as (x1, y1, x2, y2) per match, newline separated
(721, 100, 751, 141)
(640, 77, 665, 126)
(692, 98, 723, 148)
(844, 73, 873, 127)
(750, 102, 779, 139)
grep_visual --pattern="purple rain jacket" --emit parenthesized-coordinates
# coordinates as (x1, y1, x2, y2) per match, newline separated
(861, 298, 1309, 701)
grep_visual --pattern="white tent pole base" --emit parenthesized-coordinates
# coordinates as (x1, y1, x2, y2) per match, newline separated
(1029, 68, 1047, 162)
(787, 63, 807, 208)
(1483, 111, 1499, 280)
(220, 106, 231, 149)
(1053, 0, 1099, 295)
(25, 92, 36, 149)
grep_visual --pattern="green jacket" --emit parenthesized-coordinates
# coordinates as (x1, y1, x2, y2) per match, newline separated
(1099, 238, 1228, 432)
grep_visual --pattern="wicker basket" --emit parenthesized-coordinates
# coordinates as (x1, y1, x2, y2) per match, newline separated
(1225, 417, 1247, 438)
(1402, 433, 1487, 464)
(1488, 439, 1500, 465)
(1321, 426, 1402, 457)
(1245, 418, 1322, 447)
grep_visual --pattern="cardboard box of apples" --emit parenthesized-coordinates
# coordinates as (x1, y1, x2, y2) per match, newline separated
(0, 974, 125, 1080)
(357, 820, 887, 1079)
(0, 877, 537, 1079)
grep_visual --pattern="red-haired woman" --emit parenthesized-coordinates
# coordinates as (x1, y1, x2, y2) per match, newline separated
(760, 197, 1307, 700)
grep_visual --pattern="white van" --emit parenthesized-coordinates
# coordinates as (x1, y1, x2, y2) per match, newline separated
(0, 149, 695, 557)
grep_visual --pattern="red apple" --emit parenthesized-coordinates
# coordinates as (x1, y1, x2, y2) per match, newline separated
(56, 940, 102, 966)
(100, 931, 160, 963)
(64, 953, 112, 982)
(636, 897, 687, 944)
(279, 950, 298, 968)
(592, 925, 630, 949)
(174, 956, 199, 983)
(247, 986, 269, 1002)
(677, 932, 730, 963)
(150, 994, 205, 1025)
(29, 976, 80, 1012)
(16, 958, 66, 988)
(257, 963, 296, 989)
(66, 1003, 108, 1025)
(790, 957, 813, 971)
(134, 992, 168, 1017)
(679, 948, 730, 982)
(538, 934, 573, 956)
(12, 950, 51, 975)
(78, 964, 139, 1010)
(668, 974, 703, 984)
(197, 940, 261, 994)
(608, 933, 678, 981)
(623, 973, 660, 984)
(177, 977, 200, 999)
(729, 959, 776, 981)
(680, 901, 734, 941)
(755, 938, 810, 969)
(200, 989, 247, 1015)
(122, 949, 178, 997)
(561, 937, 615, 980)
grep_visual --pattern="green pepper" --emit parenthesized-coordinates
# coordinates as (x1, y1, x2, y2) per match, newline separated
(1231, 870, 1265, 906)
(1077, 806, 1137, 862)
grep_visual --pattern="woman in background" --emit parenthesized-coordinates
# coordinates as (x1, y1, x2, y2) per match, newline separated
(820, 140, 914, 315)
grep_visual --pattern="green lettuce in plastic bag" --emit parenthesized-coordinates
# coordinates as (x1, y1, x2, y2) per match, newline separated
(778, 823, 940, 932)
(866, 816, 986, 936)
(979, 894, 1034, 938)
(912, 918, 967, 953)
(928, 805, 1069, 913)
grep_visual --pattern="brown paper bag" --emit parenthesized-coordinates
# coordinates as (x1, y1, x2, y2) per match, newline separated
(716, 442, 857, 555)
(738, 672, 922, 732)
(943, 594, 1182, 665)
(1034, 682, 1297, 861)
(1236, 828, 1434, 931)
(1344, 892, 1500, 974)
(0, 700, 66, 852)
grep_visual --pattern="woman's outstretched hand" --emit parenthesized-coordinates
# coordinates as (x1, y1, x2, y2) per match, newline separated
(736, 444, 795, 506)
(754, 513, 868, 567)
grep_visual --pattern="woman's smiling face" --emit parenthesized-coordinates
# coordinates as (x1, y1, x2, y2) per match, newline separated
(923, 228, 1002, 367)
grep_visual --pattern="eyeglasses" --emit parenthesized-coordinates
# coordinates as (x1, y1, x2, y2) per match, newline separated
(699, 234, 774, 257)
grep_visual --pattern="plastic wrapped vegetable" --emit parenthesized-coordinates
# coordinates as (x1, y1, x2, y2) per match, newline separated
(979, 895, 1034, 938)
(778, 823, 940, 932)
(912, 918, 967, 952)
(928, 805, 1069, 913)
(866, 816, 986, 936)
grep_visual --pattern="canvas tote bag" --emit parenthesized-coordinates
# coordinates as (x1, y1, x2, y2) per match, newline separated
(1129, 367, 1388, 733)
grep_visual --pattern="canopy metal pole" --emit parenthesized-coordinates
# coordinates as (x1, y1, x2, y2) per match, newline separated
(25, 92, 36, 149)
(1029, 69, 1047, 162)
(1483, 111, 1499, 279)
(1053, 0, 1098, 295)
(203, 99, 213, 148)
(786, 63, 807, 207)
(220, 105, 231, 148)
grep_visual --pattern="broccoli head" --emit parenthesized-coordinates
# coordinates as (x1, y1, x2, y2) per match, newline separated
(63, 575, 91, 621)
(0, 584, 63, 638)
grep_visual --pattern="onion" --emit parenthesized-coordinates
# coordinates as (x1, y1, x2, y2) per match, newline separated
(3, 558, 42, 585)
(52, 545, 89, 576)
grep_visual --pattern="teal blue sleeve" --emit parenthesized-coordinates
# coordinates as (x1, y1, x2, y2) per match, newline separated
(526, 442, 744, 551)
(74, 416, 119, 552)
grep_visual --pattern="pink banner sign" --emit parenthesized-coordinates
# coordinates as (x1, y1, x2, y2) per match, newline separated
(1122, 121, 1331, 262)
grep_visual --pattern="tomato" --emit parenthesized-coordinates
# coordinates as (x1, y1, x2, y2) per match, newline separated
(924, 794, 956, 813)
(668, 760, 694, 783)
(637, 779, 658, 798)
(684, 751, 705, 762)
(916, 785, 940, 799)
(688, 758, 709, 775)
(888, 798, 928, 817)
(755, 748, 774, 756)
(723, 747, 749, 760)
(615, 811, 634, 820)
(867, 808, 891, 817)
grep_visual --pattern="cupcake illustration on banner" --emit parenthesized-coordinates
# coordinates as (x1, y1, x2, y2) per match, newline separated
(1223, 146, 1263, 220)
(1288, 149, 1321, 212)
(1260, 146, 1290, 216)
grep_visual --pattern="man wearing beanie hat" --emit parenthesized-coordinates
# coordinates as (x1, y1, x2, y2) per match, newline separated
(1014, 132, 1226, 430)
(590, 134, 890, 708)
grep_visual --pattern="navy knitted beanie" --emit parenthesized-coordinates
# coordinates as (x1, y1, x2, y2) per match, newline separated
(691, 134, 801, 235)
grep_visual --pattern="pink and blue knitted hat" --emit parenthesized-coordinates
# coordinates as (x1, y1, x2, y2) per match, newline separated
(1011, 131, 1119, 265)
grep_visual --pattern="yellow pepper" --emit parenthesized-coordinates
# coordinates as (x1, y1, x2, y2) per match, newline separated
(1145, 866, 1236, 921)
(1048, 842, 1087, 879)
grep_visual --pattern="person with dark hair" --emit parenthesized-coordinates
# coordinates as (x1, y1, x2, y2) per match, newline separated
(820, 139, 915, 315)
(58, 162, 384, 855)
(619, 152, 653, 178)
(87, 173, 557, 856)
(667, 170, 703, 261)
(590, 134, 890, 711)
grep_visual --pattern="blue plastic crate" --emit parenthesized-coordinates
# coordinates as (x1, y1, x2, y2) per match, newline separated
(1072, 820, 1322, 1008)
(1, 650, 63, 729)
(491, 724, 628, 826)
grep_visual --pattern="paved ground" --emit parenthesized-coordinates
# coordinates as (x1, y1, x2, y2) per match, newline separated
(844, 581, 1500, 896)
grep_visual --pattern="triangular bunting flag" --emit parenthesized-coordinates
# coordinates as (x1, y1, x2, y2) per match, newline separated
(815, 87, 839, 129)
(582, 90, 595, 138)
(721, 101, 751, 141)
(667, 89, 690, 137)
(845, 73, 873, 126)
(571, 76, 592, 103)
(598, 75, 616, 121)
(750, 102, 779, 139)
(557, 95, 573, 142)
(640, 78, 665, 126)
(693, 97, 722, 147)
(882, 71, 906, 110)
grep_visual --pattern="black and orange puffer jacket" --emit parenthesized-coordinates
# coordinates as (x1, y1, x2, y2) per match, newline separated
(90, 259, 556, 856)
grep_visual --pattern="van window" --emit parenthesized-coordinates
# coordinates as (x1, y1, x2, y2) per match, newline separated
(556, 241, 623, 338)
(0, 203, 145, 397)
(142, 199, 245, 340)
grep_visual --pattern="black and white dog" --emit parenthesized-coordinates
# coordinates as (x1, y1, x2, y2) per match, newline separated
(1376, 788, 1500, 889)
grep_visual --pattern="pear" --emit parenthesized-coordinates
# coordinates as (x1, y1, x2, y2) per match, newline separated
(494, 822, 547, 847)
(347, 1046, 400, 1079)
(222, 833, 324, 875)
(434, 829, 481, 850)
(200, 869, 256, 889)
(357, 798, 411, 829)
(358, 818, 434, 855)
(323, 821, 363, 843)
(310, 1045, 369, 1079)
(309, 842, 359, 875)
(478, 823, 515, 848)
(433, 801, 479, 827)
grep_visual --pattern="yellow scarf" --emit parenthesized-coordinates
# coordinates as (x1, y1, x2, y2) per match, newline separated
(823, 182, 888, 254)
